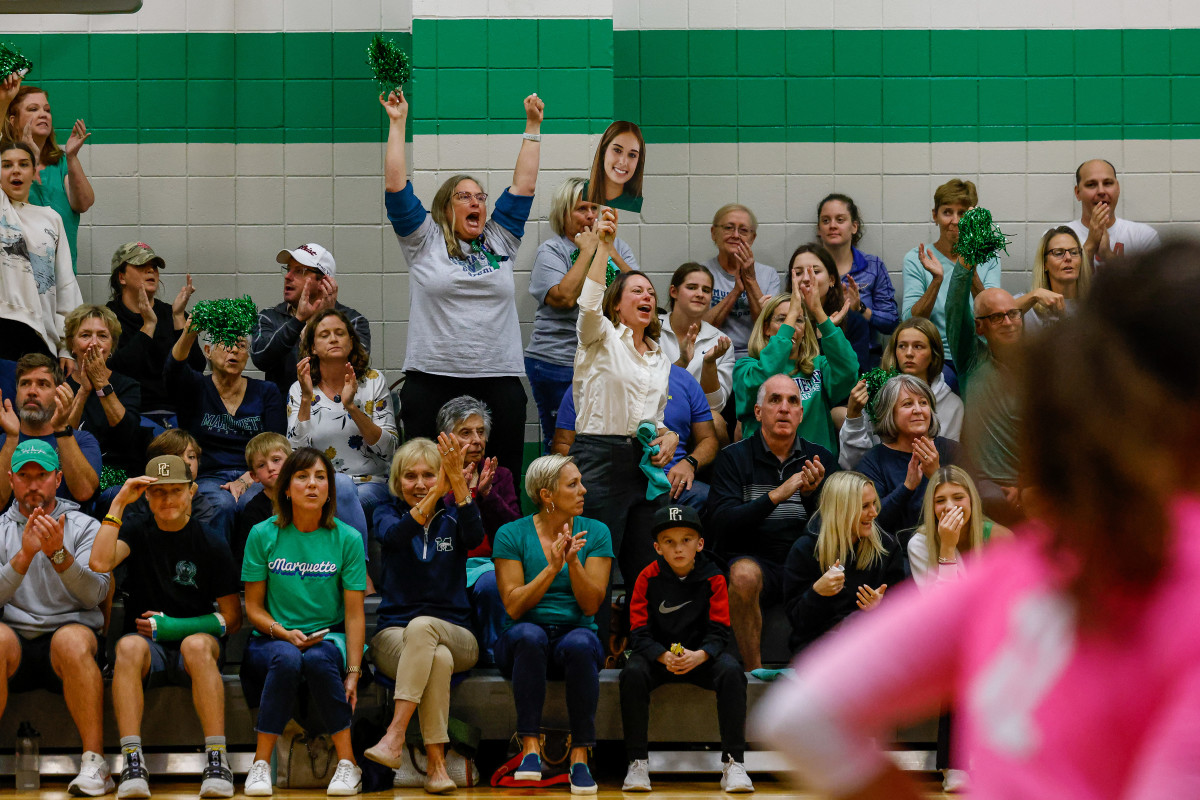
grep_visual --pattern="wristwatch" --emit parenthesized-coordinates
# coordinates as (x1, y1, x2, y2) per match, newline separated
(50, 548, 67, 565)
(53, 425, 73, 438)
(95, 384, 114, 397)
(683, 455, 699, 470)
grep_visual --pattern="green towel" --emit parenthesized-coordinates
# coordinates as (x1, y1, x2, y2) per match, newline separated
(635, 420, 671, 501)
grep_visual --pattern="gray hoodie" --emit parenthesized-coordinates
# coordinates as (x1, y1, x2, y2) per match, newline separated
(0, 498, 110, 635)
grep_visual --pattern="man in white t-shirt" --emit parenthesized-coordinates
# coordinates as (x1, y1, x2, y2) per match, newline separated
(1064, 159, 1161, 265)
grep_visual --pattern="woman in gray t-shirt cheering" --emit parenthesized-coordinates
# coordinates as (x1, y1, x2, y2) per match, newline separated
(381, 88, 543, 474)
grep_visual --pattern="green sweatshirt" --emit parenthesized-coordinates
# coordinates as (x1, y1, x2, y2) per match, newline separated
(733, 318, 860, 454)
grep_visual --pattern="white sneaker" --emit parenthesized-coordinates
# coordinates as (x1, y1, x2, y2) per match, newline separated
(244, 760, 273, 797)
(622, 759, 651, 792)
(720, 757, 754, 793)
(69, 751, 116, 797)
(326, 760, 361, 796)
(943, 768, 971, 793)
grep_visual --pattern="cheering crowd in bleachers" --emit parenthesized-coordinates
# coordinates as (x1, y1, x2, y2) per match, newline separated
(0, 71, 1170, 798)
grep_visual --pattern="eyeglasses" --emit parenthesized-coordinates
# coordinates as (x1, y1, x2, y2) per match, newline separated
(975, 309, 1023, 325)
(282, 265, 322, 278)
(452, 191, 488, 204)
(718, 223, 755, 237)
(1047, 247, 1082, 258)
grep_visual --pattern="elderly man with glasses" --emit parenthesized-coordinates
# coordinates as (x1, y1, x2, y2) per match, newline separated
(941, 248, 1027, 528)
(250, 243, 371, 396)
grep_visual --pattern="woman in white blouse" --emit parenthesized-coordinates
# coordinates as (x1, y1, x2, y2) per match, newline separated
(570, 212, 677, 605)
(289, 308, 399, 523)
(656, 262, 734, 442)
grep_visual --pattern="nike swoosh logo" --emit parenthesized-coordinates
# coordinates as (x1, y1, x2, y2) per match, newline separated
(658, 600, 691, 614)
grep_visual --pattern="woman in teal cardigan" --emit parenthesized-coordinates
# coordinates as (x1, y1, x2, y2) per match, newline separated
(733, 251, 859, 454)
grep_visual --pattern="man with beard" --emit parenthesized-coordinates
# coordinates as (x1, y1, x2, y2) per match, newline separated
(0, 353, 100, 507)
(0, 438, 113, 794)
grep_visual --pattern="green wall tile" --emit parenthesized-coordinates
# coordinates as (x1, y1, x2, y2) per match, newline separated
(834, 30, 881, 76)
(690, 125, 735, 143)
(1075, 124, 1122, 139)
(1124, 76, 1170, 125)
(412, 20, 437, 68)
(1075, 76, 1121, 125)
(188, 80, 231, 128)
(589, 69, 613, 119)
(978, 126, 1027, 142)
(788, 125, 834, 142)
(538, 19, 589, 70)
(785, 30, 833, 77)
(931, 31, 977, 77)
(138, 33, 186, 80)
(236, 33, 283, 80)
(738, 30, 784, 77)
(88, 81, 132, 129)
(332, 31, 378, 81)
(883, 78, 930, 126)
(690, 78, 736, 127)
(931, 79, 978, 126)
(836, 77, 882, 126)
(1123, 123, 1169, 139)
(538, 69, 590, 120)
(436, 20, 486, 68)
(736, 77, 783, 127)
(1026, 77, 1074, 121)
(236, 80, 284, 128)
(613, 77, 640, 122)
(689, 30, 735, 77)
(1123, 29, 1169, 75)
(930, 125, 978, 142)
(40, 81, 89, 123)
(839, 126, 884, 142)
(640, 78, 689, 126)
(138, 80, 186, 128)
(589, 19, 612, 69)
(487, 69, 536, 120)
(188, 33, 235, 79)
(285, 80, 332, 128)
(436, 70, 486, 120)
(40, 35, 88, 78)
(1172, 76, 1200, 124)
(333, 80, 382, 129)
(639, 30, 688, 77)
(1074, 30, 1122, 76)
(787, 78, 834, 127)
(740, 126, 785, 142)
(882, 31, 930, 77)
(612, 30, 638, 77)
(1170, 30, 1200, 74)
(979, 78, 1027, 127)
(89, 33, 136, 80)
(1026, 30, 1074, 76)
(488, 19, 537, 68)
(285, 33, 332, 80)
(989, 31, 1026, 78)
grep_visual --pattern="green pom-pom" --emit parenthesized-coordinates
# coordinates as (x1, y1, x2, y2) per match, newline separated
(863, 367, 898, 424)
(0, 43, 33, 79)
(189, 296, 259, 349)
(366, 34, 411, 94)
(952, 207, 1011, 267)
(99, 465, 127, 492)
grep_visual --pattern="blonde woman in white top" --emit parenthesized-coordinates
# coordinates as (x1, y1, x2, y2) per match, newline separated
(571, 213, 676, 595)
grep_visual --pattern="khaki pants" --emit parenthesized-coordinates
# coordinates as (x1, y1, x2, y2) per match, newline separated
(370, 617, 479, 745)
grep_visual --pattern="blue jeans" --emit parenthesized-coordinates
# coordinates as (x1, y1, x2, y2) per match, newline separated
(240, 472, 370, 553)
(675, 479, 710, 513)
(355, 481, 392, 536)
(196, 468, 245, 546)
(241, 637, 352, 736)
(469, 570, 504, 666)
(494, 622, 604, 746)
(524, 357, 574, 453)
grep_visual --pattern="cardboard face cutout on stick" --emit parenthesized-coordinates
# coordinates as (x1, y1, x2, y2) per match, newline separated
(585, 120, 645, 214)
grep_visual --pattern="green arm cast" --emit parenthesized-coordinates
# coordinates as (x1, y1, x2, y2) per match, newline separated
(149, 612, 227, 642)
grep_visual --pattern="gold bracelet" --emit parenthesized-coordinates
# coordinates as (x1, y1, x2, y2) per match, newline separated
(347, 665, 362, 674)
(268, 621, 281, 638)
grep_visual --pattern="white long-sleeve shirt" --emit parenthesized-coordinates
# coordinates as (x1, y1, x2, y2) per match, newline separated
(572, 277, 669, 436)
(657, 314, 735, 412)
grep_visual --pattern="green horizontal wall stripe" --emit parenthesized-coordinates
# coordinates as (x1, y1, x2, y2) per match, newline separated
(9, 26, 1200, 144)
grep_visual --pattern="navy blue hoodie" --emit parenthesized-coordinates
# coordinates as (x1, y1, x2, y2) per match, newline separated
(372, 496, 485, 631)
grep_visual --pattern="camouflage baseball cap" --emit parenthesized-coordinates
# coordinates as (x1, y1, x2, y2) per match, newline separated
(111, 241, 166, 273)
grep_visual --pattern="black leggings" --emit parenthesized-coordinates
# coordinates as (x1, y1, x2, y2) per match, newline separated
(398, 371, 528, 478)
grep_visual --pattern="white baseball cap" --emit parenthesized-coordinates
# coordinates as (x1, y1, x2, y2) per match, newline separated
(276, 243, 336, 277)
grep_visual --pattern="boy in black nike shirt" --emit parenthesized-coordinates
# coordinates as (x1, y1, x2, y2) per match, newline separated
(619, 505, 753, 793)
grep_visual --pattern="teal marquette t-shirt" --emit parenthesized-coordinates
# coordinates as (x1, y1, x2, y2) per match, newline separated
(492, 515, 613, 631)
(241, 516, 367, 635)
